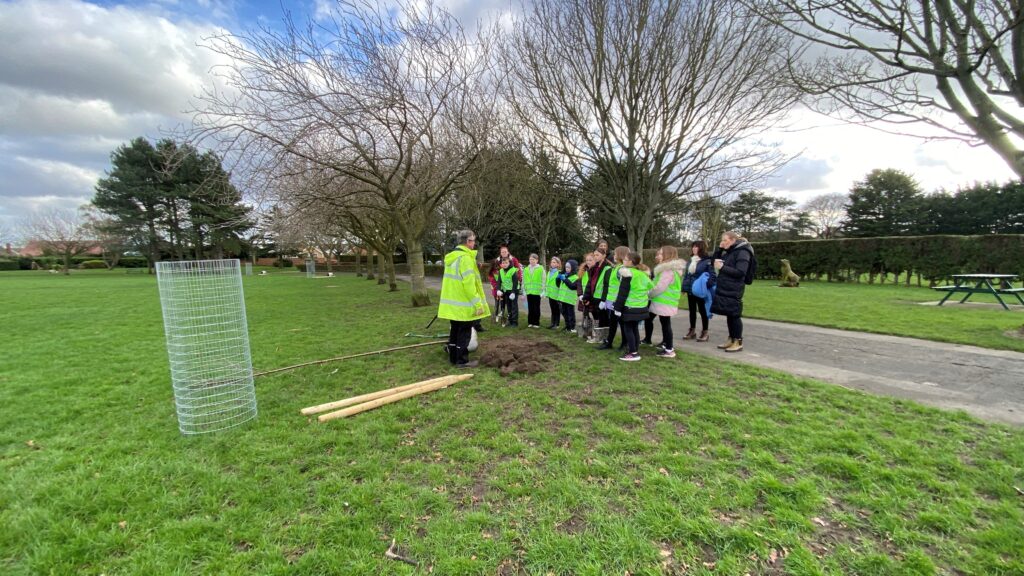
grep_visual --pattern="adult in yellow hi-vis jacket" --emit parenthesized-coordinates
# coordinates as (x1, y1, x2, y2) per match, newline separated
(439, 230, 491, 368)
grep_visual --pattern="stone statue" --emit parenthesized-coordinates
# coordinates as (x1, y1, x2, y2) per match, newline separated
(780, 259, 800, 287)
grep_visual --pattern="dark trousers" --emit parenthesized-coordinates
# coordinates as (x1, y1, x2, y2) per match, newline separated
(727, 314, 743, 340)
(447, 320, 473, 365)
(502, 294, 519, 326)
(642, 312, 655, 342)
(548, 298, 561, 327)
(606, 311, 619, 344)
(595, 306, 609, 327)
(659, 315, 674, 350)
(688, 293, 709, 331)
(561, 302, 576, 330)
(527, 294, 541, 326)
(622, 320, 640, 354)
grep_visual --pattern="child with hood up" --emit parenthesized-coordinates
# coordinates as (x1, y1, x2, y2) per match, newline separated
(557, 258, 580, 333)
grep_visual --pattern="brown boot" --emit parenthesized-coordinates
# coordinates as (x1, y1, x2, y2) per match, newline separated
(696, 330, 709, 342)
(682, 328, 697, 340)
(724, 338, 743, 353)
(716, 338, 734, 350)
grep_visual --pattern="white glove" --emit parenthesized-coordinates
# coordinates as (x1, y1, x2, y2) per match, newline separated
(614, 310, 622, 317)
(578, 295, 584, 302)
(496, 291, 503, 298)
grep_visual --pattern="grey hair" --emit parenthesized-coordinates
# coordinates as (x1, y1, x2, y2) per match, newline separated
(455, 229, 475, 245)
(722, 230, 743, 240)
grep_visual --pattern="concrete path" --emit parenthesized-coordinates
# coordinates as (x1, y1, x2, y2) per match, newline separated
(398, 274, 1024, 425)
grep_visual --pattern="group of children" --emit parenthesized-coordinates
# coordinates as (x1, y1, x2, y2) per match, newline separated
(486, 240, 718, 361)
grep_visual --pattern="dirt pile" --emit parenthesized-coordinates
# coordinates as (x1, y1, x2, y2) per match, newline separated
(480, 338, 563, 376)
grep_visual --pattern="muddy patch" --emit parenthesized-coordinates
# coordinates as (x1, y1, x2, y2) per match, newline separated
(480, 338, 563, 376)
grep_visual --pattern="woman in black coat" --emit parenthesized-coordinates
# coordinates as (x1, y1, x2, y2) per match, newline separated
(710, 231, 755, 352)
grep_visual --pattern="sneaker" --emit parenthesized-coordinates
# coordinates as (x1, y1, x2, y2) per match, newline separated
(655, 342, 666, 351)
(640, 339, 653, 346)
(619, 352, 641, 362)
(596, 342, 612, 350)
(455, 360, 479, 369)
(657, 348, 676, 358)
(548, 324, 560, 330)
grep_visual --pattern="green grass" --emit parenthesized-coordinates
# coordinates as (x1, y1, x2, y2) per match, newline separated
(2, 270, 1022, 575)
(703, 279, 1024, 352)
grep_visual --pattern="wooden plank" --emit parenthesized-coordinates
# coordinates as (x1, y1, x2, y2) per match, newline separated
(300, 375, 458, 415)
(318, 374, 474, 422)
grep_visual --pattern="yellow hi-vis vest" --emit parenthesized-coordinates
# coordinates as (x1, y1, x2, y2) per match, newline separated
(523, 265, 545, 296)
(625, 270, 654, 308)
(438, 246, 490, 321)
(652, 270, 682, 308)
(557, 273, 579, 304)
(545, 267, 561, 299)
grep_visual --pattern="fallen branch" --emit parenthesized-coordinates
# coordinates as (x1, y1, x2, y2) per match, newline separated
(301, 375, 461, 415)
(254, 341, 445, 378)
(385, 538, 418, 566)
(318, 374, 473, 422)
(1015, 486, 1023, 496)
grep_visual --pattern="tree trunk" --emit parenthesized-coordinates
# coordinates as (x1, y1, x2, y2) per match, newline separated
(377, 248, 386, 285)
(354, 248, 363, 277)
(62, 251, 71, 275)
(386, 253, 398, 291)
(406, 238, 431, 307)
(366, 248, 376, 280)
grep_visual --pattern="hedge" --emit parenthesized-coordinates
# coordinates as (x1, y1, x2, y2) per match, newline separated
(750, 235, 1024, 284)
(0, 259, 19, 271)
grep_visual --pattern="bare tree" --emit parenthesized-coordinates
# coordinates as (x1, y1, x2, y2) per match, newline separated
(22, 208, 95, 275)
(81, 207, 130, 269)
(749, 0, 1024, 179)
(801, 192, 847, 239)
(500, 0, 801, 252)
(194, 0, 496, 306)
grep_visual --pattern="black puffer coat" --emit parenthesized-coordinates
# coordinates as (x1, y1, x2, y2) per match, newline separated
(710, 240, 754, 317)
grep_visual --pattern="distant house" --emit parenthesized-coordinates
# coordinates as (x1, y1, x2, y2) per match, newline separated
(17, 240, 103, 257)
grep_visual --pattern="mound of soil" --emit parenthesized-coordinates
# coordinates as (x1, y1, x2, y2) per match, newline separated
(480, 338, 562, 376)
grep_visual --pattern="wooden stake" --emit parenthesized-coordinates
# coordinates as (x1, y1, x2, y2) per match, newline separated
(254, 340, 446, 378)
(318, 374, 473, 422)
(300, 375, 459, 415)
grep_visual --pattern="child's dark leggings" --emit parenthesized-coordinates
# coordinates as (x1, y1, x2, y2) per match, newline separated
(622, 320, 640, 354)
(527, 294, 541, 326)
(561, 302, 576, 330)
(606, 311, 619, 344)
(548, 298, 561, 327)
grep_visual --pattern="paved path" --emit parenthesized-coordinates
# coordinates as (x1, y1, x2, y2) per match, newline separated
(398, 274, 1024, 425)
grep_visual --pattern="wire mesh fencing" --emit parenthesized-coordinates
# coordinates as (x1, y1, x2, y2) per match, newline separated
(305, 258, 315, 278)
(245, 262, 253, 276)
(156, 259, 257, 435)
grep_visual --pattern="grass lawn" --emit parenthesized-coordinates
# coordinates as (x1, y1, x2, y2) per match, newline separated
(2, 270, 1022, 575)
(700, 280, 1024, 352)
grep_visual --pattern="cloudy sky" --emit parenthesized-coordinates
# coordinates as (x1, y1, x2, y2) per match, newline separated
(0, 0, 1017, 235)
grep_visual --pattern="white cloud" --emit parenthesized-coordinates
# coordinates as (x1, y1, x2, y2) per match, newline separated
(0, 0, 233, 228)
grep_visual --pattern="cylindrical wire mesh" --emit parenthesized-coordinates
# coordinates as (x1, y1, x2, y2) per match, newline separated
(156, 259, 257, 435)
(305, 259, 315, 278)
(245, 262, 253, 276)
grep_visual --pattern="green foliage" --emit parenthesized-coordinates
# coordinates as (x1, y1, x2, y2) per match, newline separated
(0, 259, 19, 271)
(92, 137, 253, 265)
(844, 169, 924, 237)
(752, 235, 1024, 282)
(920, 180, 1024, 235)
(78, 260, 107, 269)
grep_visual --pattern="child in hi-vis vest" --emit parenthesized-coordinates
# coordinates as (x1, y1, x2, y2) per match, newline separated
(558, 259, 580, 333)
(545, 256, 563, 329)
(496, 257, 520, 327)
(611, 250, 653, 361)
(522, 253, 545, 328)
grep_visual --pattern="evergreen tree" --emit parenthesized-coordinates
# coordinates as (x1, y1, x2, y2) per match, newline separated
(843, 169, 923, 237)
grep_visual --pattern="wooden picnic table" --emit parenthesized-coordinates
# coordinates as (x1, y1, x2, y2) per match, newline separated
(933, 273, 1024, 310)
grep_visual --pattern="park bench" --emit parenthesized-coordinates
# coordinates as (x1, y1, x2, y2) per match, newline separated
(932, 274, 1023, 310)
